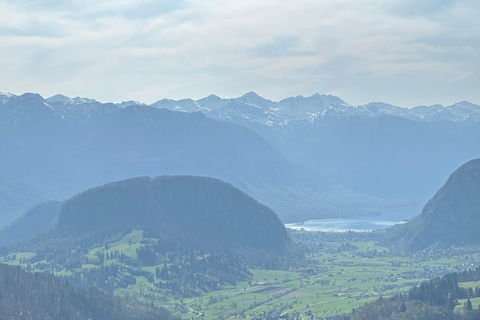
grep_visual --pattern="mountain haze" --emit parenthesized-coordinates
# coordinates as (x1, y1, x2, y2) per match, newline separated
(0, 177, 47, 225)
(0, 92, 386, 227)
(157, 91, 480, 200)
(3, 90, 478, 225)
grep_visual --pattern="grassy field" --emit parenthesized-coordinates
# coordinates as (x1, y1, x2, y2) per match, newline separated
(459, 281, 480, 290)
(455, 297, 480, 313)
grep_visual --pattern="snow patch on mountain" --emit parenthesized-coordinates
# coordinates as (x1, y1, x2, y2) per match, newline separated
(0, 92, 15, 105)
(44, 94, 118, 123)
(3, 90, 480, 126)
(152, 92, 480, 127)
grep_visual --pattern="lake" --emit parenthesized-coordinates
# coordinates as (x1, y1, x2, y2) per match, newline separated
(285, 209, 419, 232)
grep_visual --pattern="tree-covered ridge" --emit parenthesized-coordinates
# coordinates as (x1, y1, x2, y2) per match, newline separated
(57, 175, 291, 253)
(384, 158, 480, 251)
(0, 262, 176, 320)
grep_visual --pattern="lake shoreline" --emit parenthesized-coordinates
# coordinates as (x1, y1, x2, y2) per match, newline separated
(285, 217, 408, 233)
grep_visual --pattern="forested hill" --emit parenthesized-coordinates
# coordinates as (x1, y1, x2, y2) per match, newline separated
(0, 262, 176, 320)
(2, 176, 296, 299)
(57, 175, 291, 253)
(383, 158, 480, 251)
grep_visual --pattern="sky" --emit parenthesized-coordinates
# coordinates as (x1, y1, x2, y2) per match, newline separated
(0, 0, 479, 107)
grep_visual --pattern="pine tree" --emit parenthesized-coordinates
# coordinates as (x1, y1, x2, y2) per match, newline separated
(467, 298, 473, 311)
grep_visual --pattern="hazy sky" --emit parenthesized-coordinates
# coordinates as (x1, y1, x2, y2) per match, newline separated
(1, 0, 479, 107)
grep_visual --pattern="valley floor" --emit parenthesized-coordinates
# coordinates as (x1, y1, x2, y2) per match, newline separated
(2, 229, 480, 320)
(168, 230, 480, 320)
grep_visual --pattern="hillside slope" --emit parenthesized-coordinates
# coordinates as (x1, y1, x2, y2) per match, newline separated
(0, 201, 61, 247)
(384, 158, 480, 251)
(0, 262, 175, 320)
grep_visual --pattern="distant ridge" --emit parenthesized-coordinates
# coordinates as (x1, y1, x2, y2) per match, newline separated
(384, 158, 480, 251)
(0, 200, 61, 247)
(3, 91, 478, 126)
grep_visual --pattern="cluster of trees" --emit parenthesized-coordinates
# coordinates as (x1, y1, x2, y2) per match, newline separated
(0, 262, 177, 320)
(332, 269, 480, 320)
(65, 264, 137, 294)
(458, 268, 480, 282)
(132, 229, 300, 297)
(6, 225, 302, 300)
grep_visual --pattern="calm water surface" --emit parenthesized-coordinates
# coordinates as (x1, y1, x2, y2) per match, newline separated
(285, 209, 419, 232)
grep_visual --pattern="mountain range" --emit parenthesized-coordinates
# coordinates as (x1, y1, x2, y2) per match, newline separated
(0, 91, 395, 227)
(3, 90, 479, 128)
(2, 90, 479, 226)
(12, 90, 479, 198)
(151, 91, 480, 199)
(150, 91, 480, 125)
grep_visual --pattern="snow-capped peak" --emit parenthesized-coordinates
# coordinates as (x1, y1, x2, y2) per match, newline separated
(47, 94, 74, 104)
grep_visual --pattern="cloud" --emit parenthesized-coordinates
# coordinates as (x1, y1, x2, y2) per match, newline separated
(0, 0, 479, 106)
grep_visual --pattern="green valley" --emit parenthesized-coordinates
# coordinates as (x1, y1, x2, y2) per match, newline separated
(3, 229, 480, 320)
(2, 157, 480, 320)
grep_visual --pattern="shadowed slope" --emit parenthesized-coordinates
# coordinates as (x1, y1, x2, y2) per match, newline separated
(384, 158, 480, 251)
(58, 176, 291, 253)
